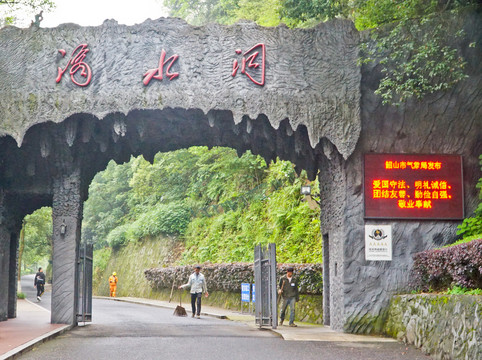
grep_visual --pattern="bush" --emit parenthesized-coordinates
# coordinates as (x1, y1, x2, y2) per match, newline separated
(144, 262, 323, 294)
(445, 285, 482, 295)
(107, 224, 131, 250)
(411, 239, 482, 291)
(17, 292, 26, 299)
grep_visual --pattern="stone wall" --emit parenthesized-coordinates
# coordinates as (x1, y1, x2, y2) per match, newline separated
(384, 294, 482, 359)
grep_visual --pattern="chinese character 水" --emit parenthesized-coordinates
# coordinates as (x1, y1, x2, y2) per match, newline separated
(143, 49, 179, 86)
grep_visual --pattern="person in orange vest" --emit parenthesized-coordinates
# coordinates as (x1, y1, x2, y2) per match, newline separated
(109, 272, 118, 297)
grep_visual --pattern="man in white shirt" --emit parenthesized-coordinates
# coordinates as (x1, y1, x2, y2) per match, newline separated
(179, 265, 209, 318)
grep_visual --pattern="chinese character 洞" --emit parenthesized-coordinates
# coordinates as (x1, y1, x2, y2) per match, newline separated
(56, 44, 92, 87)
(143, 49, 179, 86)
(232, 43, 266, 86)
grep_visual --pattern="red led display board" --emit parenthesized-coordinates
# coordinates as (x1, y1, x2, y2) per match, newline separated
(364, 154, 464, 220)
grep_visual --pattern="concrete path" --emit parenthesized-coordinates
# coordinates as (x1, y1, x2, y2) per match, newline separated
(0, 299, 70, 360)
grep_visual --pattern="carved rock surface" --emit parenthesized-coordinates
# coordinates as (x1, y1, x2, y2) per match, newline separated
(0, 18, 361, 159)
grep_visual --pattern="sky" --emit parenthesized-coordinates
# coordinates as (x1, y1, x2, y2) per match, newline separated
(10, 0, 170, 28)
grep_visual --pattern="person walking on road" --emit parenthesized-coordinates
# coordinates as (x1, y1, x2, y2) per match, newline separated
(34, 267, 46, 301)
(109, 272, 118, 297)
(278, 267, 299, 327)
(179, 265, 209, 318)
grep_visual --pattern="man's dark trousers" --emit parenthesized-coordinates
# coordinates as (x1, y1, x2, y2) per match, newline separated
(191, 293, 202, 315)
(37, 284, 44, 297)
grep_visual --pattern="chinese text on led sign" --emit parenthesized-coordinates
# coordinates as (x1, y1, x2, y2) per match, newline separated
(364, 154, 464, 219)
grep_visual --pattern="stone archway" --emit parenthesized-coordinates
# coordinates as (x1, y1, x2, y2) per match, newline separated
(0, 13, 480, 332)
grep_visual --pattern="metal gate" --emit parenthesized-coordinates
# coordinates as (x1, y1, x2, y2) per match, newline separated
(77, 242, 93, 323)
(254, 243, 277, 329)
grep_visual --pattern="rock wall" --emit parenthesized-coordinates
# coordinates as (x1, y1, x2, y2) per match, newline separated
(385, 294, 482, 359)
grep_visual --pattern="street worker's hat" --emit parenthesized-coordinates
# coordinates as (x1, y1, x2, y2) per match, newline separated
(113, 272, 117, 276)
(195, 265, 201, 269)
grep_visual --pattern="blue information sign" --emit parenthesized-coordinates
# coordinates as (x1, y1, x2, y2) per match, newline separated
(241, 283, 250, 302)
(252, 284, 255, 303)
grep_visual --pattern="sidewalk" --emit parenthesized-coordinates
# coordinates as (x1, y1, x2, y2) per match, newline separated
(0, 296, 396, 360)
(0, 300, 71, 360)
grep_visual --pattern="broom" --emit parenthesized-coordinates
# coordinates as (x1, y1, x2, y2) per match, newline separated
(173, 286, 187, 317)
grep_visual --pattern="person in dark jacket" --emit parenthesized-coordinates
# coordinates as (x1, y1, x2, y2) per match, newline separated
(278, 267, 299, 327)
(34, 267, 46, 301)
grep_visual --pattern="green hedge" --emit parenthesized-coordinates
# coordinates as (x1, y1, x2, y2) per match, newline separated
(145, 262, 323, 295)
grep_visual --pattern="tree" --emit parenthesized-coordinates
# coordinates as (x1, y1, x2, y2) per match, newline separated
(21, 207, 52, 274)
(82, 159, 135, 249)
(0, 0, 55, 27)
(355, 0, 478, 105)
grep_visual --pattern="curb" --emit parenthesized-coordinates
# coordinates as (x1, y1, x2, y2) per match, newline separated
(0, 324, 72, 360)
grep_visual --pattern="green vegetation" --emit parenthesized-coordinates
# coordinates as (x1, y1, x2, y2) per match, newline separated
(445, 285, 482, 295)
(456, 154, 482, 241)
(17, 292, 26, 299)
(83, 147, 321, 268)
(163, 0, 480, 105)
(19, 207, 52, 277)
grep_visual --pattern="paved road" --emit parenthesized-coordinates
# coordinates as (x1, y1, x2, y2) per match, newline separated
(21, 274, 51, 312)
(17, 279, 430, 360)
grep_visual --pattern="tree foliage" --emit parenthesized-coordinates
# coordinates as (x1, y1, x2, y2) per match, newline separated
(356, 0, 476, 105)
(83, 147, 321, 263)
(0, 0, 54, 27)
(21, 207, 52, 274)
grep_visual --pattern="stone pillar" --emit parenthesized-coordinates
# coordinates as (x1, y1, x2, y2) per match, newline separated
(318, 144, 348, 332)
(51, 167, 83, 325)
(0, 190, 10, 321)
(322, 233, 330, 326)
(0, 232, 9, 321)
(8, 233, 19, 318)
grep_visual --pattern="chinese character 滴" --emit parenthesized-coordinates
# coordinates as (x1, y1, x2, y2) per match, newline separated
(56, 44, 92, 87)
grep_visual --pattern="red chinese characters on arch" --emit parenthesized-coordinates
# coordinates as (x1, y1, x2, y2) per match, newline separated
(232, 43, 265, 86)
(143, 49, 179, 86)
(56, 44, 92, 87)
(364, 154, 464, 220)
